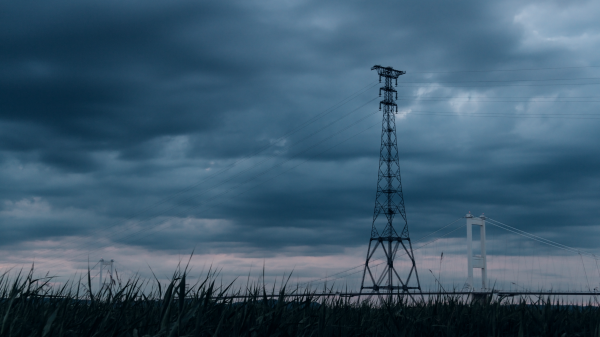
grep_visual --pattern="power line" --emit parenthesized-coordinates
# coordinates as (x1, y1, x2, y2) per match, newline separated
(294, 218, 464, 288)
(409, 65, 600, 74)
(298, 215, 596, 291)
(400, 98, 600, 103)
(298, 220, 466, 288)
(398, 82, 600, 88)
(30, 81, 380, 260)
(35, 108, 383, 272)
(94, 107, 380, 248)
(19, 65, 600, 280)
(405, 110, 600, 119)
(98, 111, 384, 256)
(399, 95, 600, 99)
(22, 89, 380, 270)
(403, 77, 600, 84)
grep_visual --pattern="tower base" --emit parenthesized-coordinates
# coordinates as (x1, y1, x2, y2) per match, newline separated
(360, 237, 422, 298)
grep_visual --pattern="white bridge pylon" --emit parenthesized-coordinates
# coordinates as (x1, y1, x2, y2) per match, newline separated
(466, 213, 487, 291)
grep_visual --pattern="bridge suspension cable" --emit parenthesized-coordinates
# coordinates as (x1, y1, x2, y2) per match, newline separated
(486, 218, 600, 260)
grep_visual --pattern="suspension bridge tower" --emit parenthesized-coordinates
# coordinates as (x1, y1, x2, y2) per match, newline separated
(99, 258, 114, 290)
(359, 65, 422, 297)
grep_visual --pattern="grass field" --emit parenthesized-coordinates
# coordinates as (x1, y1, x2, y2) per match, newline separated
(1, 266, 599, 336)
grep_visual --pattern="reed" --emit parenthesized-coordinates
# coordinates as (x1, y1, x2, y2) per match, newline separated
(0, 265, 599, 336)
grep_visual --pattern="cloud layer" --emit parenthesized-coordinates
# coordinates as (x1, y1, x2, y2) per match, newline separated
(1, 0, 600, 287)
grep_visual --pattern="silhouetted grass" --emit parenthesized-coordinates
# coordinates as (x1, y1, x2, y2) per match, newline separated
(0, 265, 599, 336)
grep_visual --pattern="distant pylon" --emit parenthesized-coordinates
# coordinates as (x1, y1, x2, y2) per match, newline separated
(359, 65, 422, 298)
(99, 258, 114, 290)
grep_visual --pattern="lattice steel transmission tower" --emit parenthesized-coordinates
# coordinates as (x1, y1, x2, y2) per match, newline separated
(359, 65, 422, 297)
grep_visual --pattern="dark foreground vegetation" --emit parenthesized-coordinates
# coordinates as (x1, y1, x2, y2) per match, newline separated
(1, 267, 600, 336)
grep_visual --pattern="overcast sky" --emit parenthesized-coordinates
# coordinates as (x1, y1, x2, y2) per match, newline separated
(1, 0, 600, 288)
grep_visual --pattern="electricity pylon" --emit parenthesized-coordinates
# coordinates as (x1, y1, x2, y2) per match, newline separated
(359, 65, 422, 298)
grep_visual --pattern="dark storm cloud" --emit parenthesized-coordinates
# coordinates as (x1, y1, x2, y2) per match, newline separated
(1, 0, 600, 269)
